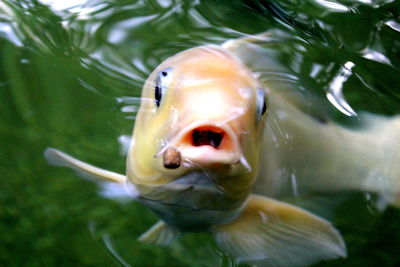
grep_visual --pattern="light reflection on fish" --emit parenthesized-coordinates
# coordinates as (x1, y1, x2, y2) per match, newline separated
(45, 34, 400, 266)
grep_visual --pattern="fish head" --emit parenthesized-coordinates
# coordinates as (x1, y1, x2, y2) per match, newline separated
(127, 46, 268, 223)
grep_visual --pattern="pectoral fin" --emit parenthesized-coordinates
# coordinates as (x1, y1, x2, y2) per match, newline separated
(44, 148, 126, 183)
(212, 194, 346, 266)
(138, 220, 180, 246)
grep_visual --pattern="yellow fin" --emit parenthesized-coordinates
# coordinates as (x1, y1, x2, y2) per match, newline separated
(138, 220, 180, 246)
(44, 148, 126, 184)
(212, 194, 346, 266)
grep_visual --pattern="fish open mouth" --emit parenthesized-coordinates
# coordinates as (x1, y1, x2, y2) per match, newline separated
(163, 122, 241, 166)
(192, 127, 224, 148)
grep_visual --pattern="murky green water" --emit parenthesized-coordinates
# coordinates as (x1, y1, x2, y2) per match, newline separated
(1, 0, 400, 266)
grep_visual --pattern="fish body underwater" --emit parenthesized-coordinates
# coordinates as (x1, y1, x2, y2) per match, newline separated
(45, 35, 400, 266)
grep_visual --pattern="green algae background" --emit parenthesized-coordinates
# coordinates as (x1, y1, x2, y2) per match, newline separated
(0, 0, 400, 266)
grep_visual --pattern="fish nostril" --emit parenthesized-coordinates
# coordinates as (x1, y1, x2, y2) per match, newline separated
(192, 128, 224, 148)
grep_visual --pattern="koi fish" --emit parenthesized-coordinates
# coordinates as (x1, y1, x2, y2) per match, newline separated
(45, 34, 400, 266)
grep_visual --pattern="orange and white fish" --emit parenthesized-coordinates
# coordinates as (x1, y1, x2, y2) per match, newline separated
(45, 34, 400, 266)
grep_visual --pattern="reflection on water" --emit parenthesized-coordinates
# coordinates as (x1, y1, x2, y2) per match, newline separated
(0, 0, 400, 266)
(326, 61, 357, 117)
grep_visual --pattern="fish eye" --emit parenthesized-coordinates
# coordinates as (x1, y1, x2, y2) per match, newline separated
(256, 88, 267, 119)
(155, 67, 172, 108)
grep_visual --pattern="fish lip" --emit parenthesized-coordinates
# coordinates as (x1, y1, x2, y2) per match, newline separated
(160, 120, 242, 166)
